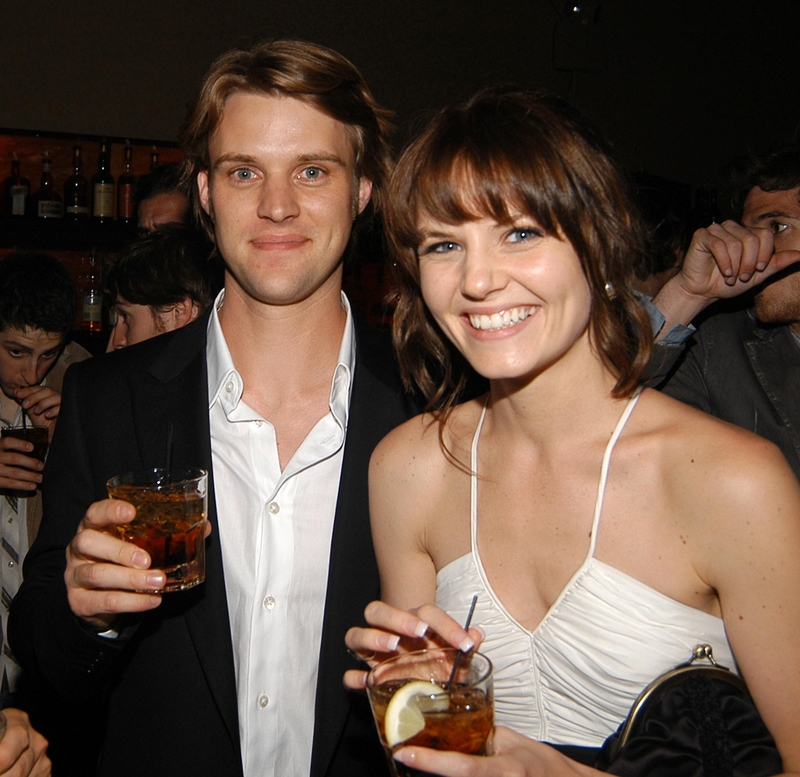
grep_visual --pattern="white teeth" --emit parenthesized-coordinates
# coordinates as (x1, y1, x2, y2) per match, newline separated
(469, 307, 533, 331)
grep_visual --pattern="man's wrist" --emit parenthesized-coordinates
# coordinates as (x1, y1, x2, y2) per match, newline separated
(652, 277, 714, 332)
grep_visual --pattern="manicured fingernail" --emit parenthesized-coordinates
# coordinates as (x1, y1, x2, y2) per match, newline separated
(473, 625, 485, 640)
(146, 572, 165, 588)
(459, 636, 476, 652)
(132, 551, 149, 568)
(413, 621, 429, 638)
(740, 273, 751, 282)
(724, 268, 733, 276)
(378, 634, 400, 652)
(756, 262, 767, 271)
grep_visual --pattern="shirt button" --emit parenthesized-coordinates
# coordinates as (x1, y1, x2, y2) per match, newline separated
(258, 694, 269, 709)
(7, 561, 14, 568)
(225, 381, 234, 393)
(268, 502, 280, 514)
(263, 596, 276, 611)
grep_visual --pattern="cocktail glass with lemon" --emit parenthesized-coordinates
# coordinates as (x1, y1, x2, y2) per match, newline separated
(366, 647, 493, 777)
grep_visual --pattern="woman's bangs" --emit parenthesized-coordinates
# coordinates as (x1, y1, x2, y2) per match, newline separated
(410, 150, 551, 238)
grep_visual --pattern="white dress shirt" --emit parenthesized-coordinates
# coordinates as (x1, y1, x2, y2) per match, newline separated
(207, 291, 355, 777)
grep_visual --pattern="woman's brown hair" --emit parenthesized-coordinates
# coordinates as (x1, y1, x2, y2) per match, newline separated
(385, 86, 653, 415)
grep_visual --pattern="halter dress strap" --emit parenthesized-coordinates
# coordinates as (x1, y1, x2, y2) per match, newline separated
(585, 389, 641, 556)
(469, 390, 643, 560)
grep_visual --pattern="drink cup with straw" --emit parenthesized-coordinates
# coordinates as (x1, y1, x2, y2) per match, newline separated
(1, 408, 49, 498)
(366, 596, 492, 777)
(106, 424, 208, 592)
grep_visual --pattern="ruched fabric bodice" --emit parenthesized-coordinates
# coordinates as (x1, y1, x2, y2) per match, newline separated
(435, 393, 736, 747)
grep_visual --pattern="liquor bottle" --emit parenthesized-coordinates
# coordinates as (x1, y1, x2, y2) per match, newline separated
(117, 143, 135, 222)
(3, 154, 30, 217)
(150, 146, 159, 172)
(33, 154, 64, 219)
(80, 250, 103, 333)
(92, 140, 114, 221)
(64, 145, 89, 219)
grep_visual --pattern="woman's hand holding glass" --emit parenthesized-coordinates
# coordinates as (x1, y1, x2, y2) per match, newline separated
(394, 726, 596, 777)
(344, 601, 483, 691)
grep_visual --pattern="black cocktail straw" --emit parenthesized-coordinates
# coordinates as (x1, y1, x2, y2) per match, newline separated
(164, 422, 174, 483)
(446, 594, 478, 691)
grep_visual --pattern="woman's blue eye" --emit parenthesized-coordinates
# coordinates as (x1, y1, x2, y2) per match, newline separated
(423, 241, 458, 255)
(508, 227, 541, 242)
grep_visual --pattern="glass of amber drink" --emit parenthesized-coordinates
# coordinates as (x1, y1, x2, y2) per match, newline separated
(107, 467, 208, 592)
(366, 647, 493, 777)
(1, 425, 49, 498)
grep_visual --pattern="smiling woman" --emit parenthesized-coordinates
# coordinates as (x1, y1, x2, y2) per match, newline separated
(346, 87, 800, 777)
(387, 88, 652, 413)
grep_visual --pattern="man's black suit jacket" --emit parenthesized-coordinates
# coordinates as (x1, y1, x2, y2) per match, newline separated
(9, 310, 417, 776)
(648, 306, 800, 482)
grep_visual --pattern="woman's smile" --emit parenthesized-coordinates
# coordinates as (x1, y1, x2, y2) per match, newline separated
(467, 306, 535, 332)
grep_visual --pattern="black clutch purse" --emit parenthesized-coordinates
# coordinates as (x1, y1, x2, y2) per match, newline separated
(594, 645, 782, 777)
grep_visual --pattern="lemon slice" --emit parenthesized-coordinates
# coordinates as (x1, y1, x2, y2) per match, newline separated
(384, 681, 448, 747)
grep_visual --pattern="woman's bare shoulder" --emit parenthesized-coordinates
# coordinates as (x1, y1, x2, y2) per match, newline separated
(371, 396, 486, 475)
(634, 388, 798, 511)
(369, 399, 482, 558)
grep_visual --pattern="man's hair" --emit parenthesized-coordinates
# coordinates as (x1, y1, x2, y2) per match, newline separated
(179, 39, 393, 240)
(106, 224, 222, 311)
(0, 251, 76, 336)
(135, 162, 188, 204)
(730, 143, 800, 217)
(385, 86, 652, 413)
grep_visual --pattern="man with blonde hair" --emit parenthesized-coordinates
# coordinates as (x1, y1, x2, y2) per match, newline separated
(11, 40, 413, 777)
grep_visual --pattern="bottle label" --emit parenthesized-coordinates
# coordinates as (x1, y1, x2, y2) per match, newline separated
(66, 204, 89, 216)
(93, 184, 114, 218)
(83, 295, 102, 323)
(38, 200, 64, 218)
(10, 185, 28, 215)
(117, 183, 135, 219)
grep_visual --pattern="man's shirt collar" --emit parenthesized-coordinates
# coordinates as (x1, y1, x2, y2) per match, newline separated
(206, 289, 356, 427)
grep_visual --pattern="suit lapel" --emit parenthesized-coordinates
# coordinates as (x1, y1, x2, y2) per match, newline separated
(127, 315, 242, 763)
(311, 321, 412, 776)
(746, 325, 800, 469)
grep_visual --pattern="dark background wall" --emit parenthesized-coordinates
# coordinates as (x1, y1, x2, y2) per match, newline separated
(1, 0, 798, 190)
